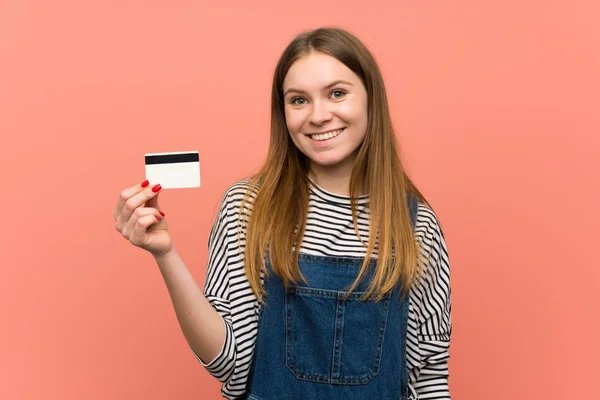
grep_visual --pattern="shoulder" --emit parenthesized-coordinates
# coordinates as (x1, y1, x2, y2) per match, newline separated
(415, 201, 445, 239)
(212, 179, 259, 224)
(414, 201, 449, 272)
(413, 201, 450, 285)
(218, 179, 257, 207)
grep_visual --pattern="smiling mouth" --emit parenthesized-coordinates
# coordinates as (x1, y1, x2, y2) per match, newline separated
(307, 128, 345, 141)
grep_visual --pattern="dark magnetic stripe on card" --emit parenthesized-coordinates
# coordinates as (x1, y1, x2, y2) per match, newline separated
(145, 153, 199, 165)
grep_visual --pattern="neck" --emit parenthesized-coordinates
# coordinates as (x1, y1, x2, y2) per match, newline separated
(309, 155, 358, 197)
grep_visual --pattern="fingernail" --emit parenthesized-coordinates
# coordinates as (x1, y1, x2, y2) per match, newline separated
(141, 180, 149, 188)
(159, 211, 165, 217)
(155, 216, 160, 221)
(152, 184, 162, 192)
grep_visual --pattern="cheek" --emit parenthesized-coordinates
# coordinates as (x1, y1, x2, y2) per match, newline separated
(344, 103, 368, 140)
(339, 99, 367, 122)
(284, 108, 297, 129)
(285, 110, 307, 134)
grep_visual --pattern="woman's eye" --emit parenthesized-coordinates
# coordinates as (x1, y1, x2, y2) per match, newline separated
(331, 90, 346, 99)
(291, 97, 306, 105)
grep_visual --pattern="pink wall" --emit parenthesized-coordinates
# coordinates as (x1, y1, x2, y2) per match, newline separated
(1, 1, 598, 399)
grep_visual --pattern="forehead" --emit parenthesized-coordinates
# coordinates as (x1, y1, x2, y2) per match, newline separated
(283, 51, 359, 90)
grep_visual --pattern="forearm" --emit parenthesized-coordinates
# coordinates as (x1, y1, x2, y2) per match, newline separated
(154, 247, 225, 364)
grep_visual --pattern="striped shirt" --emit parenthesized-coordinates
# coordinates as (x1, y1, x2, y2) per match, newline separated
(194, 179, 452, 399)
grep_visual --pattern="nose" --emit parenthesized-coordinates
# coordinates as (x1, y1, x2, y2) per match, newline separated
(308, 100, 333, 126)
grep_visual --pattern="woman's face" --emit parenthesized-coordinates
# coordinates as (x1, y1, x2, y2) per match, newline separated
(282, 51, 368, 171)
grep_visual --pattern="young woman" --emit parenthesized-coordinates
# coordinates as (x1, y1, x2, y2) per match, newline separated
(114, 27, 451, 400)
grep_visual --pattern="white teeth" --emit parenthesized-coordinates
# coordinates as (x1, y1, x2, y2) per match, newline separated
(311, 128, 344, 141)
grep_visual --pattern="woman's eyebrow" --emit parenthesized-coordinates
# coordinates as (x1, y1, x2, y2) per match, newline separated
(284, 80, 354, 97)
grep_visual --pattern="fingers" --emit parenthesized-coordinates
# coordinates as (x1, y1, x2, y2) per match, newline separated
(129, 212, 163, 247)
(145, 191, 161, 210)
(120, 206, 163, 241)
(114, 180, 150, 221)
(115, 180, 162, 225)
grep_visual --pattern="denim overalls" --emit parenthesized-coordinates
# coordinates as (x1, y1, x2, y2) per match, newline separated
(245, 196, 418, 400)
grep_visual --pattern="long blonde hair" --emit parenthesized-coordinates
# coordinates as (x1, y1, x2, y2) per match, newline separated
(240, 27, 429, 303)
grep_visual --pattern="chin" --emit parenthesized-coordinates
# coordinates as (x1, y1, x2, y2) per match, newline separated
(308, 155, 348, 168)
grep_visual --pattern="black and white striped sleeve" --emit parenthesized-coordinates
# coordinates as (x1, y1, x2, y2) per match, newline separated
(410, 205, 452, 399)
(194, 189, 238, 388)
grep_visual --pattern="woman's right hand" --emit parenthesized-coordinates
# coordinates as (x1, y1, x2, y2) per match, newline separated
(113, 180, 173, 258)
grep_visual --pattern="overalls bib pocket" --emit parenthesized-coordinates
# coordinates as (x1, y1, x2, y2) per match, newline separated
(284, 285, 391, 385)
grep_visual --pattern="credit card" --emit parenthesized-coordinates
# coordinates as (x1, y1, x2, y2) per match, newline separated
(144, 151, 201, 189)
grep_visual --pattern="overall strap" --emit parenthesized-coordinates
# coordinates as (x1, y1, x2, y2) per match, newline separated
(408, 193, 419, 229)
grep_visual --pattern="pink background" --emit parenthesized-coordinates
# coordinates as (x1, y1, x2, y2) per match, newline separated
(1, 1, 598, 399)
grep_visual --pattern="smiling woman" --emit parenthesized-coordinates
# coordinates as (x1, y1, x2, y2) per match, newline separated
(229, 27, 451, 400)
(114, 26, 452, 400)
